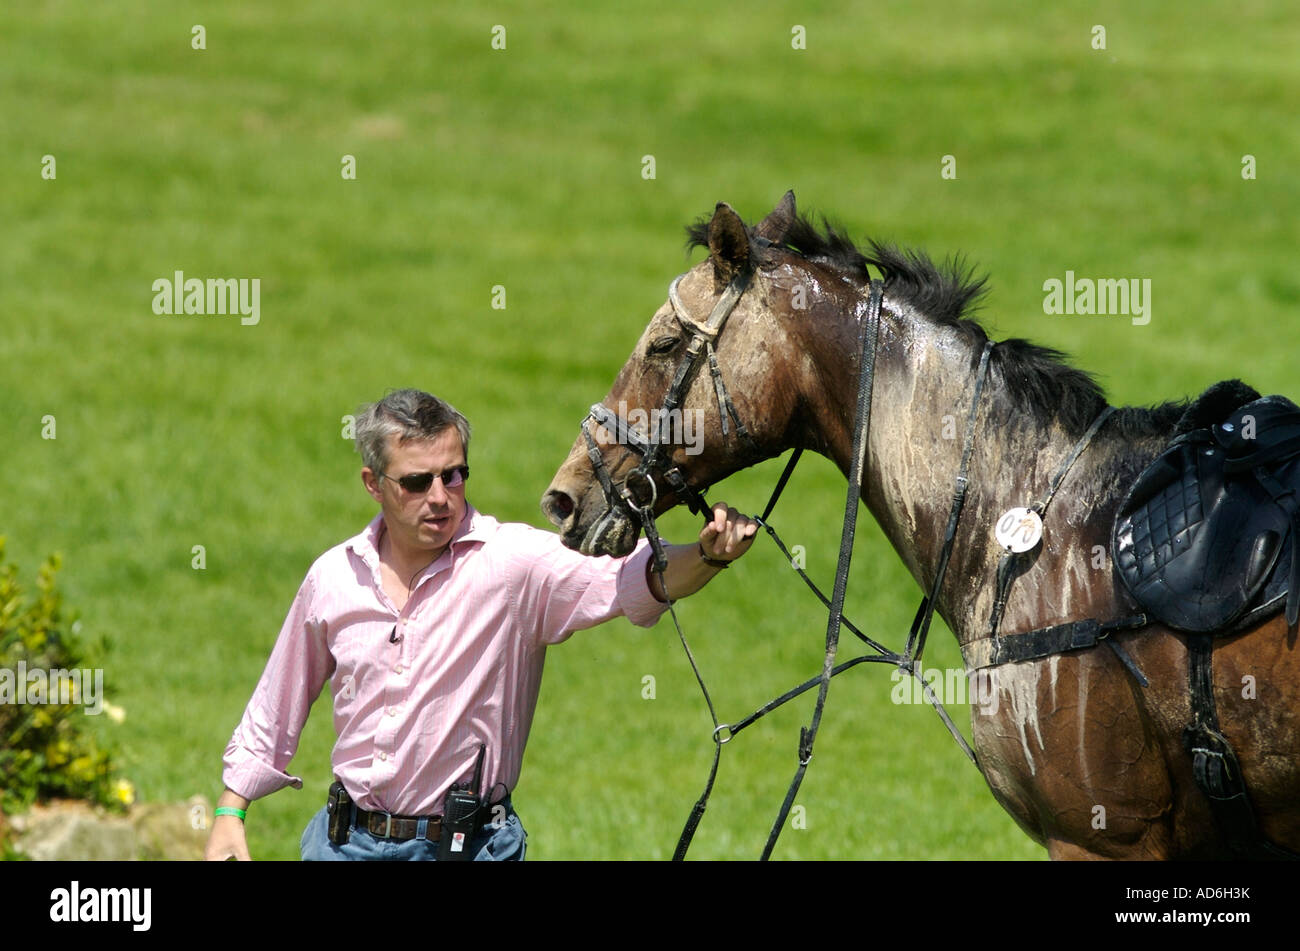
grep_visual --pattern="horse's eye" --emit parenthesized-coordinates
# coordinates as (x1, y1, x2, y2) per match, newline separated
(648, 335, 681, 357)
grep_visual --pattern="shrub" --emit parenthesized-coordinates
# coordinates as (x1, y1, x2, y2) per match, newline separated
(0, 539, 127, 820)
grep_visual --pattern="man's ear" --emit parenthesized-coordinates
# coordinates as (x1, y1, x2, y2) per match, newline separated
(362, 468, 384, 504)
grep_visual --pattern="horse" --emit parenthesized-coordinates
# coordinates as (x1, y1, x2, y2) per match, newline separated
(540, 192, 1300, 860)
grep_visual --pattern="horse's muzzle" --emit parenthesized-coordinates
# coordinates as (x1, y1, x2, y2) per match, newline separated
(541, 488, 640, 556)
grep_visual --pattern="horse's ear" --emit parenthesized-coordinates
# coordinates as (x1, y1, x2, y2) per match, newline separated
(756, 190, 796, 243)
(707, 202, 751, 285)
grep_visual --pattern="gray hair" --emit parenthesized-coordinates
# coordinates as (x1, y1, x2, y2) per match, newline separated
(354, 389, 471, 474)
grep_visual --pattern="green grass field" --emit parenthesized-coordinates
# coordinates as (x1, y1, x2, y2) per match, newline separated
(2, 1, 1297, 859)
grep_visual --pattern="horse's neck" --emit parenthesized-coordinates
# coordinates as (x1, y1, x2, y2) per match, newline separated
(807, 303, 1134, 647)
(855, 312, 1006, 615)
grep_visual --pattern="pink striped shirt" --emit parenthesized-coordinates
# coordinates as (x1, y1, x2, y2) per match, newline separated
(222, 505, 668, 815)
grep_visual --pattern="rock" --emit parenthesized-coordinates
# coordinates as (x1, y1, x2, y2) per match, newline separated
(12, 800, 136, 861)
(9, 795, 214, 860)
(131, 796, 212, 861)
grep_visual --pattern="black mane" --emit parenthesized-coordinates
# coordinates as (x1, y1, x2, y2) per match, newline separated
(687, 211, 1184, 439)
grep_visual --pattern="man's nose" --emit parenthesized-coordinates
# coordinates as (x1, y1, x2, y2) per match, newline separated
(425, 475, 450, 504)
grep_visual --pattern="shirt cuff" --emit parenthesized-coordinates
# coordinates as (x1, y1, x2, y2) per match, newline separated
(616, 540, 672, 627)
(222, 737, 305, 802)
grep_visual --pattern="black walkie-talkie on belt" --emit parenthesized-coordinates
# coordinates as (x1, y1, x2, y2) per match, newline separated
(438, 743, 486, 862)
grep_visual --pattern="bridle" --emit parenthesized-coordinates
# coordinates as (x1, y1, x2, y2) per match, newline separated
(580, 263, 759, 543)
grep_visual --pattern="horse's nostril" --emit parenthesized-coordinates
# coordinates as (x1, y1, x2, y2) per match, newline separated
(542, 490, 575, 526)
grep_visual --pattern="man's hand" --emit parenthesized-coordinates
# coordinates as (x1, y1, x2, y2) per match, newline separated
(698, 501, 758, 565)
(203, 789, 252, 861)
(645, 501, 758, 602)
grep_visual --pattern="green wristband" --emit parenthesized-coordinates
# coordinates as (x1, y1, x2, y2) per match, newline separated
(214, 806, 247, 821)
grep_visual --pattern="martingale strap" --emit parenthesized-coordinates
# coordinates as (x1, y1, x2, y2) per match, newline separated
(748, 516, 979, 760)
(670, 443, 984, 861)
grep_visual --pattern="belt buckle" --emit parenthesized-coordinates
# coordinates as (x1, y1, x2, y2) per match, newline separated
(382, 813, 393, 838)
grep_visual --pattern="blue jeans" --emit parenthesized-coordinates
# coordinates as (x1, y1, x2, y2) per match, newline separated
(300, 798, 527, 861)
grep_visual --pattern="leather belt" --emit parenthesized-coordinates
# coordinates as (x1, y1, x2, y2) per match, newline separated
(353, 806, 443, 842)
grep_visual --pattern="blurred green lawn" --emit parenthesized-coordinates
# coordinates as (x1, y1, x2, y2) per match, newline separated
(1, 1, 1296, 859)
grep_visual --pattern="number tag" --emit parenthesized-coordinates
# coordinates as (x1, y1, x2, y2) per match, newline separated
(994, 507, 1043, 554)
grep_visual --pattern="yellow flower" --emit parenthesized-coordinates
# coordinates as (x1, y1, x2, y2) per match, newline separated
(102, 701, 126, 723)
(113, 778, 136, 807)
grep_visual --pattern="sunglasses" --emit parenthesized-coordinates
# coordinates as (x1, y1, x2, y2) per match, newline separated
(378, 464, 470, 494)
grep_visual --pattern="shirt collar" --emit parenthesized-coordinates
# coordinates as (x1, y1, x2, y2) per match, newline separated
(451, 503, 496, 546)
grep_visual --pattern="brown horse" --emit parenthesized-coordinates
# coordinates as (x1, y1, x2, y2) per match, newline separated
(541, 193, 1300, 860)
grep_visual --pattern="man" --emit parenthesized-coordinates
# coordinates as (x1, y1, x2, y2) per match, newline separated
(204, 389, 756, 860)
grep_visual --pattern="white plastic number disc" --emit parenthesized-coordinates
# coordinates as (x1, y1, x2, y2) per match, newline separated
(994, 507, 1043, 553)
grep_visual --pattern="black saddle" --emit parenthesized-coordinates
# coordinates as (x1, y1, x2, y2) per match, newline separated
(1114, 389, 1300, 633)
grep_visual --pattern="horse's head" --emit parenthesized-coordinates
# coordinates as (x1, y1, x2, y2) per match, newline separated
(543, 192, 822, 555)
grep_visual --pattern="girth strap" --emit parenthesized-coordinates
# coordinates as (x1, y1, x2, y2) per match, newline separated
(1184, 633, 1300, 859)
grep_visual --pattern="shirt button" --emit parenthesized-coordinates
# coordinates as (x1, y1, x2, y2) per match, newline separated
(378, 752, 387, 761)
(388, 708, 398, 717)
(394, 664, 404, 673)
